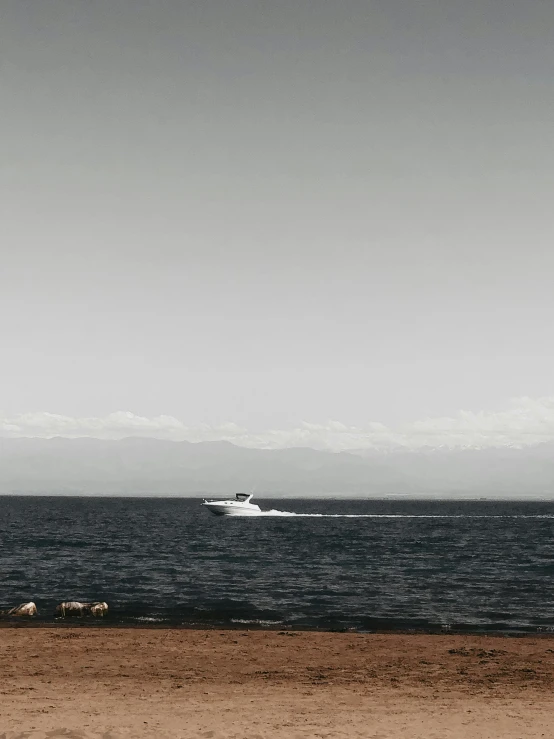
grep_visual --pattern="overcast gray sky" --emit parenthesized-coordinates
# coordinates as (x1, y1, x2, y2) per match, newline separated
(1, 0, 554, 449)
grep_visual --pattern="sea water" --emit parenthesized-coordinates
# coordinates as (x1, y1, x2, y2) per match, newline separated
(1, 496, 554, 632)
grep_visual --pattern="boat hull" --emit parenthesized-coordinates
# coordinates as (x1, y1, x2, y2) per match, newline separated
(203, 503, 262, 517)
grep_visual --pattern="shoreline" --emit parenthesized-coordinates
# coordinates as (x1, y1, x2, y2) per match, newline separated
(1, 618, 553, 636)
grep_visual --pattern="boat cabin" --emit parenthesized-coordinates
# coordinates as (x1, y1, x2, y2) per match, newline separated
(235, 493, 253, 503)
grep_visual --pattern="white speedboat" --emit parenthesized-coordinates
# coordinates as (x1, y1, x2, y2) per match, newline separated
(202, 493, 262, 517)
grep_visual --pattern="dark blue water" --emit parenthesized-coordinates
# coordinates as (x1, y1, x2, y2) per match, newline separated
(1, 497, 554, 633)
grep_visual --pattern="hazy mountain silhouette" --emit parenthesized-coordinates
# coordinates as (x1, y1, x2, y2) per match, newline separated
(0, 436, 553, 497)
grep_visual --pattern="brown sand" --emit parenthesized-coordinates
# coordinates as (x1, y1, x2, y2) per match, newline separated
(1, 628, 554, 738)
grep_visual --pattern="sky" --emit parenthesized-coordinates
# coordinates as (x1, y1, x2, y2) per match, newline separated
(1, 0, 554, 451)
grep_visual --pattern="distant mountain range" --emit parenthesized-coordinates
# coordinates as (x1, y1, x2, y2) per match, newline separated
(0, 436, 554, 497)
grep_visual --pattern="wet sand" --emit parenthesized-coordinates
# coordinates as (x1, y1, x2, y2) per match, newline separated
(1, 628, 554, 738)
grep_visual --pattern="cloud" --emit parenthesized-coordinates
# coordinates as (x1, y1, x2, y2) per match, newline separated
(0, 411, 243, 444)
(2, 397, 554, 452)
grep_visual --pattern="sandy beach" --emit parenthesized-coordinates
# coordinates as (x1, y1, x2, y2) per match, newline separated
(1, 628, 553, 738)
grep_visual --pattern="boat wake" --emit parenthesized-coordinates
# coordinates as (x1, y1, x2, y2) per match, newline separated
(255, 511, 554, 519)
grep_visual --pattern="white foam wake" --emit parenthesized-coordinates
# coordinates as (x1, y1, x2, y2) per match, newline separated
(255, 511, 554, 519)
